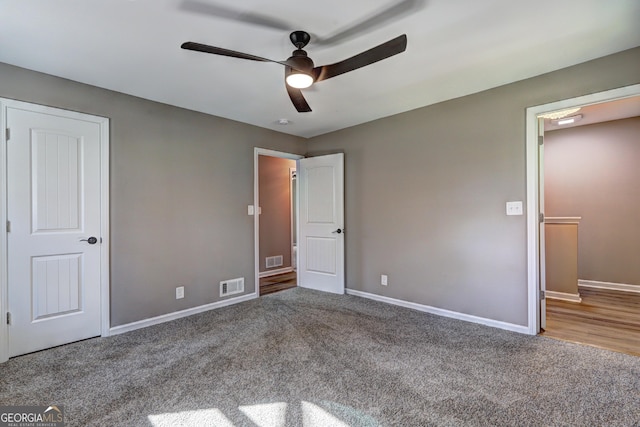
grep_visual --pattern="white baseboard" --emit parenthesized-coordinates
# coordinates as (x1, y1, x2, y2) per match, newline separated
(545, 290, 582, 302)
(345, 289, 529, 334)
(259, 267, 294, 278)
(578, 279, 640, 294)
(109, 293, 257, 336)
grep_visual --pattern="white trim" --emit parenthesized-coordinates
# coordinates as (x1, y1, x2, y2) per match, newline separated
(346, 289, 529, 334)
(578, 280, 640, 294)
(526, 84, 640, 336)
(526, 110, 542, 335)
(110, 293, 257, 336)
(0, 99, 110, 363)
(100, 113, 111, 338)
(545, 290, 582, 302)
(0, 101, 8, 363)
(290, 167, 297, 271)
(259, 267, 294, 278)
(545, 217, 581, 224)
(254, 148, 304, 298)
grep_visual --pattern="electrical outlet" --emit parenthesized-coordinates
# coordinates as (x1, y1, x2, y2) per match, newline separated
(176, 286, 184, 299)
(381, 274, 388, 286)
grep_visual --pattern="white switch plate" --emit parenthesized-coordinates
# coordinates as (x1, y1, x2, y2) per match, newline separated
(381, 274, 388, 286)
(248, 205, 254, 215)
(176, 286, 184, 299)
(506, 201, 523, 216)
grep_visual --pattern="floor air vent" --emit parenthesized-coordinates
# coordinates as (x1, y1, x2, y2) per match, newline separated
(220, 277, 244, 297)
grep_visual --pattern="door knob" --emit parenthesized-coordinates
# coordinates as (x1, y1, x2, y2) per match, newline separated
(332, 228, 344, 234)
(80, 236, 98, 244)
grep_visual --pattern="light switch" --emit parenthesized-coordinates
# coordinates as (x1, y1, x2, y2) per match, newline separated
(248, 205, 254, 215)
(506, 201, 523, 216)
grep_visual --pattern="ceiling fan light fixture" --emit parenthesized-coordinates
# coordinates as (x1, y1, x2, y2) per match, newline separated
(285, 49, 315, 89)
(286, 72, 314, 89)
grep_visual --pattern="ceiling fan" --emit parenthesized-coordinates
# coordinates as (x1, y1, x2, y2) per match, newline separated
(181, 31, 407, 112)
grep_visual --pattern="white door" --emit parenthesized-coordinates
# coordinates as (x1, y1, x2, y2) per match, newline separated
(7, 106, 103, 357)
(298, 153, 345, 294)
(538, 117, 547, 331)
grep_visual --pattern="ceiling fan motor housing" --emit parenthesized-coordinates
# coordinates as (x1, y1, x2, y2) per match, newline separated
(287, 49, 314, 74)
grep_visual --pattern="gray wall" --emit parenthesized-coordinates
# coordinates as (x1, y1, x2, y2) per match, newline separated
(0, 62, 305, 326)
(258, 155, 296, 273)
(306, 47, 640, 326)
(545, 117, 640, 287)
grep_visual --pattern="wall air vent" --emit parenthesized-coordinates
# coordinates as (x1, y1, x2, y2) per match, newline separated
(266, 255, 284, 269)
(220, 277, 244, 297)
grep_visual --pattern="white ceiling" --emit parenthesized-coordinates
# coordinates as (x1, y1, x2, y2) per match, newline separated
(1, 0, 639, 138)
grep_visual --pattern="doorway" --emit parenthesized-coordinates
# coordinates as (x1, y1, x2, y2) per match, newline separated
(253, 149, 346, 297)
(525, 84, 640, 341)
(0, 99, 110, 362)
(539, 96, 640, 355)
(254, 149, 303, 296)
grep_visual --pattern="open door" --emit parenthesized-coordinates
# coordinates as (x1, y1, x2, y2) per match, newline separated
(298, 153, 345, 294)
(538, 117, 547, 331)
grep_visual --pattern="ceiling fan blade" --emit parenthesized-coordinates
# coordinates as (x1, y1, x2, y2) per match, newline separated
(181, 41, 279, 62)
(286, 83, 312, 113)
(182, 42, 304, 71)
(313, 34, 407, 82)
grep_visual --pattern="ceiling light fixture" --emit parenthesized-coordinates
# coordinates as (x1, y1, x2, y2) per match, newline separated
(285, 72, 314, 89)
(539, 107, 581, 120)
(554, 114, 583, 126)
(285, 43, 315, 89)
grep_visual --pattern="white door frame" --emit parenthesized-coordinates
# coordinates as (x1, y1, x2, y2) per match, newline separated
(289, 167, 297, 270)
(0, 99, 110, 362)
(253, 148, 304, 297)
(525, 84, 640, 335)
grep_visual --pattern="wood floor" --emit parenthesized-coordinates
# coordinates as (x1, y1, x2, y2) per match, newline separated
(259, 271, 297, 296)
(543, 287, 640, 356)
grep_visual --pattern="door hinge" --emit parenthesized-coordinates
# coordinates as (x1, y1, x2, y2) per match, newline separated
(538, 135, 544, 146)
(5, 128, 10, 141)
(6, 312, 10, 325)
(539, 213, 545, 223)
(539, 290, 546, 300)
(5, 220, 10, 233)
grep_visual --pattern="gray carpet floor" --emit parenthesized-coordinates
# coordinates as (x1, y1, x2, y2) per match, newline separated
(1, 288, 639, 426)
